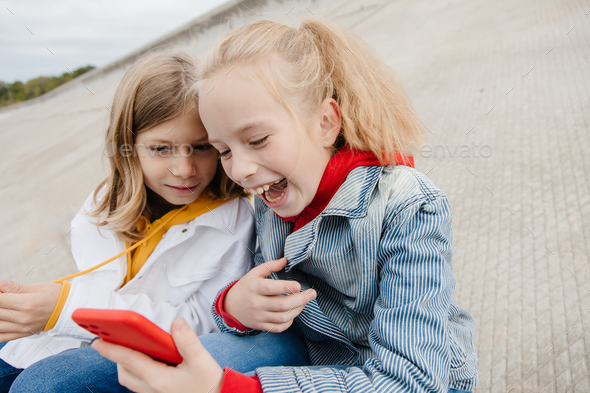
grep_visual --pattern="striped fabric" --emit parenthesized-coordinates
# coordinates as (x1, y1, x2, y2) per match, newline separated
(214, 165, 478, 392)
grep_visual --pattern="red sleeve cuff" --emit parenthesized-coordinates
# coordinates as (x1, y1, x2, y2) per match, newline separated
(219, 367, 262, 393)
(214, 280, 251, 331)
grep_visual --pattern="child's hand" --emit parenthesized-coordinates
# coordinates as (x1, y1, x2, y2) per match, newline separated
(224, 258, 317, 332)
(0, 280, 61, 341)
(93, 317, 224, 393)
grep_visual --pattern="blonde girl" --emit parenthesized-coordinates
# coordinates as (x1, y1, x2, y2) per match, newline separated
(0, 51, 256, 392)
(97, 19, 479, 393)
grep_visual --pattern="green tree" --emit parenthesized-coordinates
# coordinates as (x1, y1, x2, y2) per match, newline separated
(0, 65, 95, 108)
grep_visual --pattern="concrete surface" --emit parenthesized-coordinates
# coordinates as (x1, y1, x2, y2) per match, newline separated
(0, 0, 588, 391)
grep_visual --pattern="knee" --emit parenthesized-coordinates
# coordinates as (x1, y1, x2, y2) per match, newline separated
(9, 348, 119, 393)
(9, 364, 68, 393)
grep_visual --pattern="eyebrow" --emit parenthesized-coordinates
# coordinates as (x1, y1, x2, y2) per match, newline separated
(144, 137, 210, 144)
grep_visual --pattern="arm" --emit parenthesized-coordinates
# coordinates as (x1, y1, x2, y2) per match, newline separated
(54, 195, 255, 340)
(94, 317, 264, 393)
(255, 194, 456, 392)
(0, 281, 62, 341)
(97, 194, 458, 393)
(94, 317, 226, 393)
(0, 192, 106, 341)
(211, 244, 268, 335)
(54, 222, 254, 341)
(212, 230, 316, 334)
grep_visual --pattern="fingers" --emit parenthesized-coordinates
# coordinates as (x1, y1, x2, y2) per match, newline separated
(0, 293, 22, 313)
(0, 290, 60, 330)
(0, 280, 13, 293)
(0, 281, 58, 296)
(169, 318, 202, 366)
(0, 306, 20, 324)
(170, 318, 224, 390)
(93, 339, 167, 376)
(250, 257, 288, 278)
(261, 290, 316, 312)
(249, 289, 315, 332)
(0, 320, 34, 335)
(255, 279, 302, 296)
(0, 281, 30, 294)
(0, 331, 33, 342)
(264, 304, 306, 324)
(261, 320, 294, 333)
(94, 340, 169, 393)
(116, 364, 151, 393)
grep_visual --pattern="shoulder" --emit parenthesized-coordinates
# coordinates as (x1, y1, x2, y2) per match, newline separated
(375, 165, 451, 227)
(75, 187, 108, 221)
(379, 165, 445, 203)
(80, 189, 101, 213)
(191, 196, 254, 234)
(71, 189, 107, 230)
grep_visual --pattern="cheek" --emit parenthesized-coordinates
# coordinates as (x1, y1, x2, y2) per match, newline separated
(219, 160, 235, 182)
(199, 152, 220, 180)
(137, 156, 157, 181)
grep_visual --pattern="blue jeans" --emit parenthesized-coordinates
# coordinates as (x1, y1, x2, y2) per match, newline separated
(1, 326, 309, 393)
(0, 343, 21, 393)
(1, 337, 472, 392)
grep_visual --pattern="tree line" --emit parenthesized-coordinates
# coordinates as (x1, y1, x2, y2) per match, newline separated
(0, 65, 95, 108)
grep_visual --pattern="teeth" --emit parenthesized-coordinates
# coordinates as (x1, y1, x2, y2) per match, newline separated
(265, 188, 286, 203)
(246, 179, 285, 198)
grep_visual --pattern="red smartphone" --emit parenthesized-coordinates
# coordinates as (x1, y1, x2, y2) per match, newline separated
(72, 308, 183, 365)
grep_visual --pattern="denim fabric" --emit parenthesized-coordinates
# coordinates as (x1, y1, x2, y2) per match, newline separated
(8, 345, 129, 393)
(214, 165, 479, 392)
(5, 326, 308, 392)
(200, 325, 310, 372)
(0, 343, 21, 393)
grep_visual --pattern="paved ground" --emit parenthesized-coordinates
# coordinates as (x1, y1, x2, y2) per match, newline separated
(0, 0, 588, 391)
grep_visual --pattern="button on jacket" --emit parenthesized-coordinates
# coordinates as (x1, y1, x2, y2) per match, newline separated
(214, 165, 478, 392)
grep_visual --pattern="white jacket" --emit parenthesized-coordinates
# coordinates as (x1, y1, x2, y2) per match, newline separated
(0, 193, 255, 368)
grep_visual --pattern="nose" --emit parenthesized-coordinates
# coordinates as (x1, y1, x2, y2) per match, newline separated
(172, 155, 197, 179)
(230, 149, 258, 183)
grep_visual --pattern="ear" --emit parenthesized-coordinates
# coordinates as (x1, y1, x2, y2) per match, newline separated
(318, 98, 342, 148)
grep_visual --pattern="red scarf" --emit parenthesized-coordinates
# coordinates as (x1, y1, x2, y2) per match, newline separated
(277, 146, 414, 232)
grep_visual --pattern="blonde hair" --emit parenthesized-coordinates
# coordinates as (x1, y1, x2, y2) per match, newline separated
(199, 18, 423, 163)
(91, 51, 244, 243)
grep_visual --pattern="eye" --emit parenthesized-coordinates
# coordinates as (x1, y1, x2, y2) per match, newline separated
(250, 136, 268, 146)
(152, 145, 169, 152)
(193, 144, 213, 151)
(218, 150, 232, 159)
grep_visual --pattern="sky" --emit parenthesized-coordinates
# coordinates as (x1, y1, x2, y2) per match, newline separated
(1, 0, 230, 83)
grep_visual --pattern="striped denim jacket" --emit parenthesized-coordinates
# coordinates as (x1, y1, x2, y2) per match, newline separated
(213, 165, 478, 392)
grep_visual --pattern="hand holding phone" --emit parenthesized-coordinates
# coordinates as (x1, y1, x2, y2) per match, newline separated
(72, 308, 183, 365)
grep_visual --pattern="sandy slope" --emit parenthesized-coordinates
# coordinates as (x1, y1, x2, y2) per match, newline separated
(1, 0, 589, 390)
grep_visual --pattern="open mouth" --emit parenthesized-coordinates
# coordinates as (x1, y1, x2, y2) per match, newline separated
(248, 178, 288, 203)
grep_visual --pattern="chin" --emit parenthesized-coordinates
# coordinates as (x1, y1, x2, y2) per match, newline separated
(273, 205, 304, 218)
(168, 195, 199, 205)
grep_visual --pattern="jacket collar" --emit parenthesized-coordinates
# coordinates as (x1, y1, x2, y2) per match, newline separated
(276, 146, 383, 231)
(256, 165, 386, 269)
(322, 165, 384, 219)
(281, 166, 384, 269)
